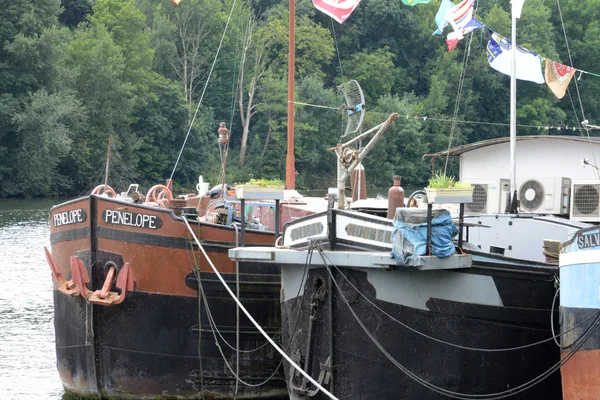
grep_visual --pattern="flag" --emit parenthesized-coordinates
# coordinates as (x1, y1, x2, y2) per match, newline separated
(545, 59, 575, 99)
(446, 31, 462, 52)
(445, 19, 484, 51)
(433, 0, 454, 35)
(313, 0, 361, 23)
(402, 0, 432, 6)
(511, 0, 525, 18)
(445, 0, 475, 33)
(486, 32, 545, 84)
(172, 0, 181, 5)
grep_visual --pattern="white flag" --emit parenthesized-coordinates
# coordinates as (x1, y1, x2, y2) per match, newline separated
(486, 32, 545, 84)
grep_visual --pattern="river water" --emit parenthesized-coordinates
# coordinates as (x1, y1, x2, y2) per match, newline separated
(0, 199, 64, 400)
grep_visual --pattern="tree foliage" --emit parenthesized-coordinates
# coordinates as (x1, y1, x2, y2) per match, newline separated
(0, 0, 599, 197)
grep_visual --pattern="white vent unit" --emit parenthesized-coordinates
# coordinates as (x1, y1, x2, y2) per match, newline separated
(570, 180, 600, 222)
(465, 179, 510, 214)
(517, 177, 571, 215)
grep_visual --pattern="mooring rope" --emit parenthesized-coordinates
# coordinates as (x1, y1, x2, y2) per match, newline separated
(322, 250, 597, 352)
(185, 237, 314, 355)
(182, 218, 339, 400)
(316, 245, 600, 400)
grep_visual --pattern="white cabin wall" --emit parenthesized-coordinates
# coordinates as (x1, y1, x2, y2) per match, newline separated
(459, 140, 600, 181)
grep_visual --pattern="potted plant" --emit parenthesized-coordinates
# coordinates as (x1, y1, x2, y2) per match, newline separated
(425, 172, 474, 204)
(235, 178, 285, 200)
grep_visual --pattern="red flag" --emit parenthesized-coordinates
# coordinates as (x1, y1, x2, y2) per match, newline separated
(313, 0, 361, 24)
(172, 0, 181, 5)
(446, 31, 462, 52)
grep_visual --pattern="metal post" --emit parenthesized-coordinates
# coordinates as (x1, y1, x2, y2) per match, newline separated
(285, 0, 296, 190)
(458, 203, 465, 249)
(275, 199, 280, 239)
(426, 203, 432, 256)
(509, 2, 517, 204)
(240, 199, 246, 246)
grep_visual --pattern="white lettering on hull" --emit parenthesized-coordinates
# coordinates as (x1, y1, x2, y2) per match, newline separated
(578, 232, 600, 249)
(53, 209, 86, 227)
(102, 209, 162, 229)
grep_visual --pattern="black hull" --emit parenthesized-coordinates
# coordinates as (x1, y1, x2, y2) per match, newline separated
(281, 265, 561, 400)
(54, 269, 286, 399)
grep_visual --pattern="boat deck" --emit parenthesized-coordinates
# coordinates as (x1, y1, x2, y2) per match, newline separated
(229, 247, 472, 270)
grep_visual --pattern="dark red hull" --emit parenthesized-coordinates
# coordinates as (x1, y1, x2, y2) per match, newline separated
(49, 195, 286, 399)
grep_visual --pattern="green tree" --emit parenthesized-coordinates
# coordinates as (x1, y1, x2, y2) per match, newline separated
(13, 90, 87, 197)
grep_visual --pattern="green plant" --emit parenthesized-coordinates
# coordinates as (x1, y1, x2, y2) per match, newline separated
(243, 178, 285, 187)
(453, 181, 472, 188)
(427, 171, 455, 189)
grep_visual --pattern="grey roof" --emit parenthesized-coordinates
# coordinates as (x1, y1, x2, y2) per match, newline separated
(422, 135, 600, 160)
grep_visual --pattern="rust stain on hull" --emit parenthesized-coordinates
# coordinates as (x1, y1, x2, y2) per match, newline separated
(561, 348, 600, 400)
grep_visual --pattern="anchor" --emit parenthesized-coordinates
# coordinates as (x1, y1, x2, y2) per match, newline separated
(44, 247, 79, 296)
(70, 256, 135, 305)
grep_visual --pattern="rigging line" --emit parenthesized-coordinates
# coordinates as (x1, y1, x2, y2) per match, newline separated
(187, 240, 315, 355)
(170, 0, 238, 181)
(316, 245, 600, 400)
(182, 218, 339, 400)
(444, 3, 480, 175)
(195, 268, 285, 388)
(290, 101, 340, 110)
(579, 69, 600, 78)
(330, 19, 344, 80)
(556, 0, 600, 180)
(320, 248, 598, 352)
(228, 6, 245, 134)
(185, 237, 272, 354)
(444, 31, 474, 175)
(555, 0, 586, 124)
(194, 244, 319, 388)
(187, 235, 206, 399)
(370, 110, 586, 130)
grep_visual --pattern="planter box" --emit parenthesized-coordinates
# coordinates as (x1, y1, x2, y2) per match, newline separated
(425, 187, 474, 204)
(235, 184, 284, 200)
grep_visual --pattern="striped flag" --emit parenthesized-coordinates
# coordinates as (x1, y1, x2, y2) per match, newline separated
(433, 0, 454, 35)
(445, 0, 475, 33)
(313, 0, 361, 23)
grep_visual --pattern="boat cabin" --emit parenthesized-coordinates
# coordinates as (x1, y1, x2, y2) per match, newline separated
(424, 136, 600, 222)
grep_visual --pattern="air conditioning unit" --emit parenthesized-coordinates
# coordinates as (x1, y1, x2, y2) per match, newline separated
(465, 179, 510, 214)
(570, 180, 600, 222)
(517, 177, 571, 215)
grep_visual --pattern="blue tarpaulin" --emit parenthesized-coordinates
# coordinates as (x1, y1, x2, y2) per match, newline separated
(390, 208, 458, 264)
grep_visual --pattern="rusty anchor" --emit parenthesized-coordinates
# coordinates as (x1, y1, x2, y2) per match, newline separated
(70, 256, 135, 306)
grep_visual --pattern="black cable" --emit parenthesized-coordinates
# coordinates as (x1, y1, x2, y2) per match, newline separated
(326, 252, 593, 352)
(317, 245, 600, 399)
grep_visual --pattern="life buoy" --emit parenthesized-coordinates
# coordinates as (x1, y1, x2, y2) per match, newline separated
(91, 185, 117, 198)
(146, 185, 173, 208)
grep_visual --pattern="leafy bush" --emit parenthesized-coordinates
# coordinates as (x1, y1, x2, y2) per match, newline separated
(427, 171, 455, 188)
(242, 178, 285, 187)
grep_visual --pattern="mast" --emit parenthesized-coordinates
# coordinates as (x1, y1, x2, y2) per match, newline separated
(509, 1, 517, 210)
(103, 135, 112, 193)
(285, 0, 296, 190)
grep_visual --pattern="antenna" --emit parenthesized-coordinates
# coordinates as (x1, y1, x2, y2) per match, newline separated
(337, 80, 366, 137)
